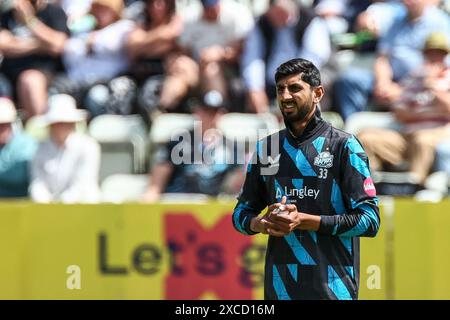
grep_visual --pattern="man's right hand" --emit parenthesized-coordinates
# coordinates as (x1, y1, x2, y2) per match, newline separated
(250, 214, 270, 234)
(250, 196, 291, 234)
(249, 201, 281, 234)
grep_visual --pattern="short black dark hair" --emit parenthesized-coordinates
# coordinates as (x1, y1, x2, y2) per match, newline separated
(274, 58, 321, 87)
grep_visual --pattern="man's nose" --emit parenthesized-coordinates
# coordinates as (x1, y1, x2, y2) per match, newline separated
(279, 88, 292, 100)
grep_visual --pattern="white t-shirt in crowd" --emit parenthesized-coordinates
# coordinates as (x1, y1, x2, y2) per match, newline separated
(63, 19, 135, 83)
(178, 0, 254, 60)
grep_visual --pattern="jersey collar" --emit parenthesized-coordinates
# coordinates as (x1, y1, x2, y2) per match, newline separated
(285, 108, 327, 146)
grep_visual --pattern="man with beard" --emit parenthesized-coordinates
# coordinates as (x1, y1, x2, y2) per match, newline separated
(232, 58, 380, 300)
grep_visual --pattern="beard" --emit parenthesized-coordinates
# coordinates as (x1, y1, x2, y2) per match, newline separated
(281, 101, 314, 124)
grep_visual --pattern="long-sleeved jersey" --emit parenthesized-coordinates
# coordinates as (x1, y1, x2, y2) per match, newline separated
(232, 113, 380, 300)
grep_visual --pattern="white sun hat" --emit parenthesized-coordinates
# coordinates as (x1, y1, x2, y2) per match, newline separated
(44, 94, 87, 125)
(0, 97, 17, 124)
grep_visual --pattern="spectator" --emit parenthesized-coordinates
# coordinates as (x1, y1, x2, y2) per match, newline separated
(142, 90, 243, 202)
(126, 0, 198, 116)
(0, 3, 13, 98)
(0, 97, 37, 198)
(178, 0, 254, 110)
(335, 0, 450, 121)
(57, 0, 143, 33)
(314, 0, 371, 35)
(30, 94, 101, 203)
(355, 1, 406, 39)
(51, 0, 136, 117)
(358, 32, 450, 185)
(340, 0, 372, 33)
(355, 1, 442, 38)
(241, 0, 331, 113)
(0, 0, 70, 120)
(329, 1, 402, 53)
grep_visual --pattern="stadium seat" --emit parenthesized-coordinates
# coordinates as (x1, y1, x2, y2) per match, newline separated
(148, 113, 195, 168)
(258, 112, 282, 133)
(217, 112, 280, 145)
(332, 50, 376, 72)
(101, 174, 149, 203)
(149, 113, 195, 145)
(88, 114, 148, 182)
(100, 173, 212, 203)
(322, 111, 345, 130)
(344, 111, 399, 135)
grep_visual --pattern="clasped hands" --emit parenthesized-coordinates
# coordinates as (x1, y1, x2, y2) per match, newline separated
(250, 196, 303, 237)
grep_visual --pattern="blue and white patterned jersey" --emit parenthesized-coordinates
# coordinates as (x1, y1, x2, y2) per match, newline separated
(232, 112, 380, 300)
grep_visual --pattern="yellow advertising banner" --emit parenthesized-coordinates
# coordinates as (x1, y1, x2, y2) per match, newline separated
(1, 199, 449, 299)
(0, 202, 260, 299)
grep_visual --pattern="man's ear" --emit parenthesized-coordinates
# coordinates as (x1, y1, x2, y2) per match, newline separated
(313, 85, 324, 104)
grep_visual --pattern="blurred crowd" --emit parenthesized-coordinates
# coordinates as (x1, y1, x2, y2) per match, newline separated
(0, 0, 450, 203)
